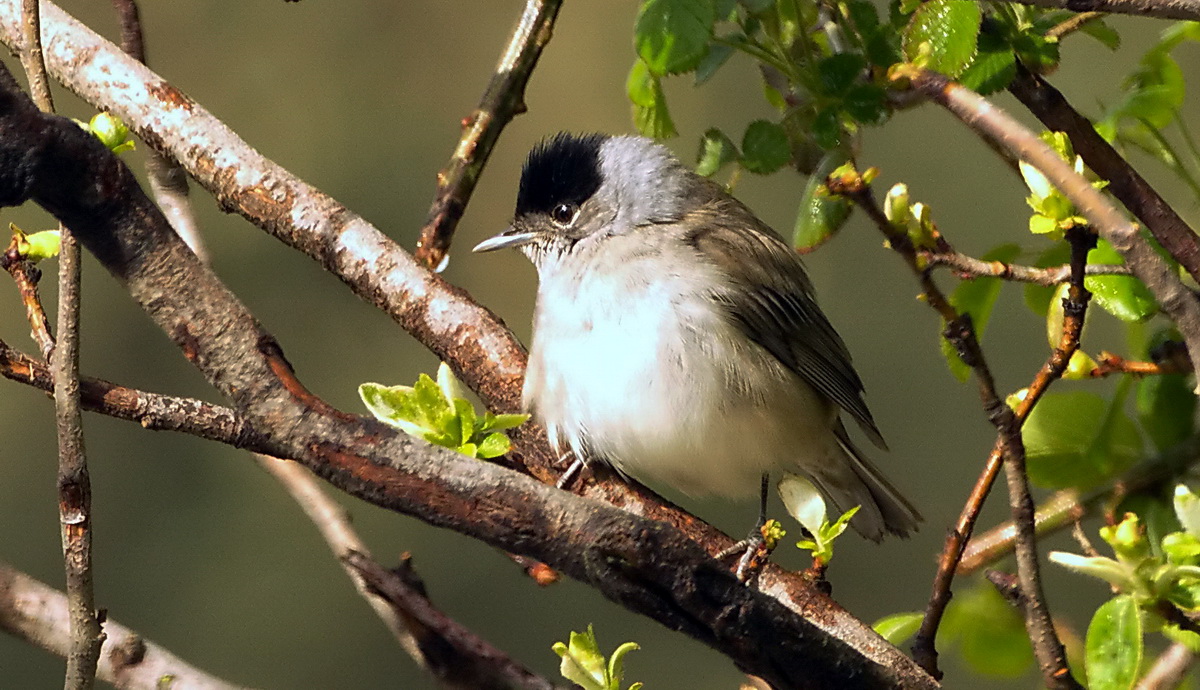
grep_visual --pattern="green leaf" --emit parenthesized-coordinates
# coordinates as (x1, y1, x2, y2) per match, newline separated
(903, 0, 982, 78)
(873, 612, 923, 646)
(481, 413, 530, 433)
(21, 229, 61, 262)
(1085, 240, 1158, 322)
(554, 626, 608, 690)
(794, 153, 852, 251)
(811, 106, 843, 150)
(696, 127, 739, 176)
(694, 42, 734, 84)
(1024, 387, 1143, 490)
(939, 243, 1021, 381)
(359, 382, 428, 438)
(1080, 19, 1121, 51)
(740, 120, 791, 174)
(476, 433, 512, 459)
(1085, 595, 1143, 690)
(958, 29, 1015, 95)
(1174, 485, 1200, 539)
(607, 641, 640, 690)
(944, 581, 1034, 677)
(817, 54, 867, 95)
(1137, 373, 1196, 453)
(635, 0, 716, 76)
(841, 84, 888, 125)
(627, 60, 678, 139)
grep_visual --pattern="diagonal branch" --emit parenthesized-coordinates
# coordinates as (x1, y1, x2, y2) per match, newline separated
(0, 560, 247, 690)
(414, 0, 562, 270)
(1008, 65, 1200, 286)
(990, 0, 1200, 21)
(0, 61, 937, 690)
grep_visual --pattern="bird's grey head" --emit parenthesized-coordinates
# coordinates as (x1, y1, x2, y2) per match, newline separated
(473, 132, 693, 266)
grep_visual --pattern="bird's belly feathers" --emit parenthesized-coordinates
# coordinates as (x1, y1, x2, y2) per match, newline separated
(525, 268, 831, 498)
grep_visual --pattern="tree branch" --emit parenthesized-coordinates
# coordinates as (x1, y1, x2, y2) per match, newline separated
(0, 57, 937, 690)
(897, 66, 1200, 388)
(1008, 64, 1200, 288)
(0, 560, 246, 690)
(345, 552, 559, 690)
(992, 0, 1200, 21)
(413, 0, 563, 270)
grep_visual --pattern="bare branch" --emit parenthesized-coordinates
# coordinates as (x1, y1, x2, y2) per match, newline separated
(1135, 643, 1195, 690)
(993, 0, 1200, 21)
(414, 0, 563, 269)
(2, 247, 55, 359)
(19, 2, 103, 686)
(346, 552, 560, 690)
(0, 560, 246, 690)
(0, 63, 938, 690)
(922, 250, 1130, 285)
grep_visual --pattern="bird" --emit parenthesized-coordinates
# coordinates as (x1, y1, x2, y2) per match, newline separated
(473, 132, 920, 547)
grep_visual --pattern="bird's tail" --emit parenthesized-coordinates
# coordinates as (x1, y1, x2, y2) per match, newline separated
(805, 421, 922, 541)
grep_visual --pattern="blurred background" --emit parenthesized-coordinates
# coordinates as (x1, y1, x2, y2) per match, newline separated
(0, 1, 1196, 687)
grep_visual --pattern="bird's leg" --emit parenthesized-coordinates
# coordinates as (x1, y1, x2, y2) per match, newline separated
(555, 451, 586, 491)
(716, 474, 776, 583)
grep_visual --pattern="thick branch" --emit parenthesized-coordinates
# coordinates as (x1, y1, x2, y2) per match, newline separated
(0, 561, 246, 690)
(0, 61, 937, 690)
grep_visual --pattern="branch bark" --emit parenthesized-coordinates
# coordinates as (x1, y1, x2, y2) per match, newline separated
(0, 560, 247, 690)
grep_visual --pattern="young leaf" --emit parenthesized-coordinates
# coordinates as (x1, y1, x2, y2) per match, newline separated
(635, 0, 717, 76)
(794, 153, 852, 251)
(903, 0, 982, 78)
(740, 120, 791, 174)
(958, 29, 1016, 95)
(1024, 388, 1142, 490)
(477, 433, 512, 459)
(1085, 240, 1158, 322)
(627, 60, 678, 139)
(872, 612, 923, 645)
(694, 42, 735, 85)
(939, 243, 1021, 381)
(1085, 595, 1143, 690)
(696, 127, 739, 176)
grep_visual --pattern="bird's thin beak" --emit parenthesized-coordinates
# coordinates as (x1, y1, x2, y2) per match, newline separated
(473, 227, 537, 253)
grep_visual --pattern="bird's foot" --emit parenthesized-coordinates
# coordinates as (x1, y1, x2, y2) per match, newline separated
(717, 519, 783, 584)
(554, 452, 586, 491)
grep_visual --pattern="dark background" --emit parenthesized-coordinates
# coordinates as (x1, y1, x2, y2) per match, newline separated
(0, 1, 1194, 687)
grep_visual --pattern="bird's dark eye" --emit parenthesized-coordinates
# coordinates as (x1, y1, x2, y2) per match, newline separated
(550, 203, 577, 225)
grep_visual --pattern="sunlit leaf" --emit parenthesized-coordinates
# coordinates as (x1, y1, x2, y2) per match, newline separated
(903, 0, 982, 78)
(1085, 595, 1142, 690)
(1024, 388, 1143, 490)
(635, 0, 717, 76)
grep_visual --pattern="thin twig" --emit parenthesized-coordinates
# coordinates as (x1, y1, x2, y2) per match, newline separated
(960, 433, 1200, 574)
(108, 0, 204, 259)
(1091, 350, 1192, 377)
(0, 561, 247, 690)
(414, 0, 563, 269)
(256, 456, 426, 663)
(993, 0, 1200, 20)
(1044, 11, 1106, 40)
(2, 242, 55, 360)
(1135, 642, 1195, 690)
(921, 250, 1129, 285)
(898, 67, 1200, 384)
(346, 552, 558, 690)
(1009, 65, 1200, 289)
(834, 175, 1083, 687)
(21, 2, 103, 686)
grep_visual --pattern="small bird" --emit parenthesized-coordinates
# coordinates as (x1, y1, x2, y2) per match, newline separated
(474, 132, 920, 544)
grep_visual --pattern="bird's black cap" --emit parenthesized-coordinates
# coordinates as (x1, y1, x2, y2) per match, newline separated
(516, 132, 607, 217)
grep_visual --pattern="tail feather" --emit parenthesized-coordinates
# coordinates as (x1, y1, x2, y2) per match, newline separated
(812, 421, 921, 541)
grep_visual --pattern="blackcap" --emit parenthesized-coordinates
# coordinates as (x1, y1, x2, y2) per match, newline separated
(474, 133, 920, 542)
